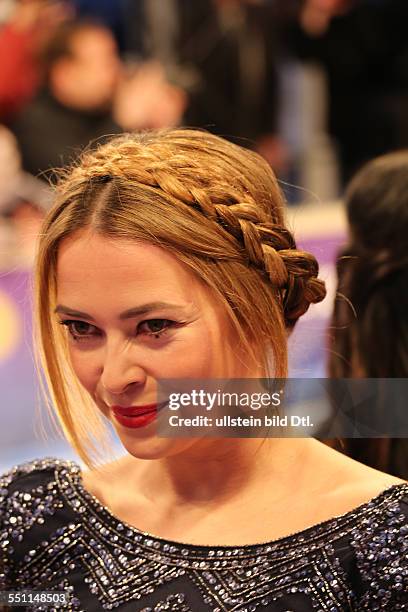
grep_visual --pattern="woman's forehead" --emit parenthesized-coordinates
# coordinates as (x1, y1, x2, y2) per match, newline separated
(57, 233, 178, 274)
(55, 232, 208, 307)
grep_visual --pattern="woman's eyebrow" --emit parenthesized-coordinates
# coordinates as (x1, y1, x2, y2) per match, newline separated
(54, 302, 187, 321)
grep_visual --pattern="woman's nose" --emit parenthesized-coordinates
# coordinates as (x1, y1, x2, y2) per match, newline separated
(99, 347, 147, 396)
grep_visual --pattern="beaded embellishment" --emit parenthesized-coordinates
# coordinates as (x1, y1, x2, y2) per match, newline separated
(1, 458, 407, 611)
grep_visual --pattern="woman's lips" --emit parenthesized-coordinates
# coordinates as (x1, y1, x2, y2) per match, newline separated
(111, 403, 167, 429)
(111, 404, 158, 417)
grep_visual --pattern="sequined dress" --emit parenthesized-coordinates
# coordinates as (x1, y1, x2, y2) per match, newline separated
(0, 458, 407, 611)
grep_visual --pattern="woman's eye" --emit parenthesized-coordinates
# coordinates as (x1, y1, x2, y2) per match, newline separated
(58, 320, 97, 341)
(138, 319, 174, 337)
(58, 318, 176, 342)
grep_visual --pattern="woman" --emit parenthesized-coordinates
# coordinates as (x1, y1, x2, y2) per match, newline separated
(330, 150, 408, 479)
(0, 129, 407, 610)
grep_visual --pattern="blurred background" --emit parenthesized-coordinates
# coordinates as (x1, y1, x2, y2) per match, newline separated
(1, 0, 407, 471)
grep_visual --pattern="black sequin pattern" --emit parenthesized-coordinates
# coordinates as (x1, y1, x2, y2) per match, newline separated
(0, 458, 407, 611)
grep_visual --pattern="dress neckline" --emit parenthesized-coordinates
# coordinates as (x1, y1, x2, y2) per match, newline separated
(57, 459, 408, 553)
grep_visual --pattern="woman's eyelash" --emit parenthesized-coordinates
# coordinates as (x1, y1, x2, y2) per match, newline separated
(58, 320, 93, 342)
(140, 319, 176, 337)
(57, 319, 178, 342)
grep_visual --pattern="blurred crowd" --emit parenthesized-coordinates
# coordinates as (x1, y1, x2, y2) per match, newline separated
(1, 0, 408, 476)
(1, 0, 408, 227)
(1, 0, 408, 230)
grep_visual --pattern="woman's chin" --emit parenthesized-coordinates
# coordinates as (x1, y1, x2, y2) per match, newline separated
(118, 435, 197, 461)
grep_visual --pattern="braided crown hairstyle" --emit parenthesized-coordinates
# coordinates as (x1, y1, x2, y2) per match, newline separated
(34, 129, 325, 466)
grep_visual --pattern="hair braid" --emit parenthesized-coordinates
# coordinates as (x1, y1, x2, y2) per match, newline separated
(58, 131, 325, 328)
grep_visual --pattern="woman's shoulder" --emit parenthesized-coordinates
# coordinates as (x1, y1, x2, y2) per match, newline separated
(313, 440, 406, 501)
(311, 445, 408, 606)
(0, 456, 77, 495)
(0, 455, 125, 522)
(347, 481, 408, 608)
(0, 456, 81, 522)
(0, 457, 83, 590)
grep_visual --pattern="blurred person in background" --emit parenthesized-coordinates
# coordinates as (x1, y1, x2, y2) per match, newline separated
(113, 60, 187, 133)
(69, 0, 127, 50)
(0, 126, 24, 213)
(0, 125, 48, 257)
(329, 151, 408, 479)
(290, 0, 408, 184)
(10, 18, 187, 178)
(123, 0, 289, 175)
(0, 0, 71, 121)
(10, 20, 122, 177)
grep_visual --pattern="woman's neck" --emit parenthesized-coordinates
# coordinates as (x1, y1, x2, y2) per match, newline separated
(116, 438, 315, 510)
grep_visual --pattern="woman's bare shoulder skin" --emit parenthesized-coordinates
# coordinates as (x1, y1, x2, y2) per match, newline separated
(80, 456, 132, 507)
(311, 441, 406, 513)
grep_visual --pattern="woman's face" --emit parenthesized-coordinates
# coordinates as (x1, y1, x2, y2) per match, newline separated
(56, 230, 256, 459)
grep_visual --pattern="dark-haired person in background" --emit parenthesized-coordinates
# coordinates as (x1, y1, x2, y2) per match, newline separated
(329, 150, 408, 479)
(11, 20, 122, 178)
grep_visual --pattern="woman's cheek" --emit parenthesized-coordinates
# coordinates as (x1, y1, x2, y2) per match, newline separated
(68, 348, 97, 392)
(170, 345, 214, 379)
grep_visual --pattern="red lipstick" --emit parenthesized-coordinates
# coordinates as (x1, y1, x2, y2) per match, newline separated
(111, 404, 159, 429)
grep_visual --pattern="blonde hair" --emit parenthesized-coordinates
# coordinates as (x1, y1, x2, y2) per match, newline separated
(33, 129, 325, 467)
